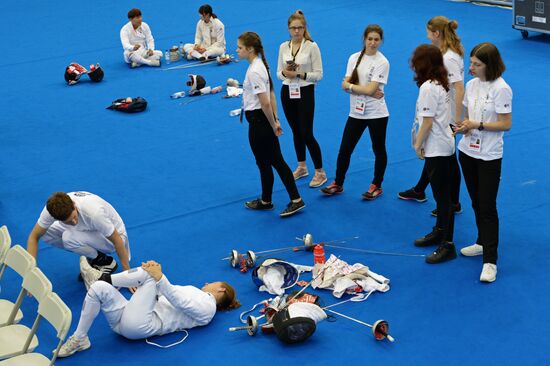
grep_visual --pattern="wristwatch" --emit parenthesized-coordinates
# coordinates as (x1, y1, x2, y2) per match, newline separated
(479, 122, 484, 131)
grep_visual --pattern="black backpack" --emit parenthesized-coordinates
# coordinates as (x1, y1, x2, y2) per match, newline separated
(106, 97, 147, 113)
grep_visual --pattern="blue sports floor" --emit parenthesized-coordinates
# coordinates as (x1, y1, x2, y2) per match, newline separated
(1, 0, 549, 365)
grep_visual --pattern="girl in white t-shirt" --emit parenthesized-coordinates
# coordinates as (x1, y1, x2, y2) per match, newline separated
(237, 32, 305, 217)
(454, 43, 512, 283)
(277, 11, 326, 188)
(399, 16, 464, 216)
(410, 44, 457, 265)
(183, 4, 226, 61)
(320, 25, 389, 200)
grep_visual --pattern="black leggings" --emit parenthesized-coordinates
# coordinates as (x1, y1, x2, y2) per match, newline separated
(425, 155, 455, 242)
(335, 116, 389, 187)
(280, 84, 323, 169)
(415, 151, 461, 205)
(459, 151, 502, 264)
(246, 109, 300, 203)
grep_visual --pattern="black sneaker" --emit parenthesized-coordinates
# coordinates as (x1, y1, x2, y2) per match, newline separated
(431, 203, 463, 217)
(320, 181, 344, 196)
(398, 188, 427, 203)
(280, 200, 306, 217)
(414, 227, 445, 247)
(245, 199, 274, 210)
(91, 256, 118, 274)
(425, 242, 457, 264)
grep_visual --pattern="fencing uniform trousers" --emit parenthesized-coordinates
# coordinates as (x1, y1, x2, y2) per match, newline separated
(74, 268, 162, 340)
(42, 224, 130, 260)
(246, 110, 300, 203)
(124, 49, 163, 66)
(335, 116, 389, 187)
(459, 151, 501, 264)
(425, 155, 455, 242)
(415, 151, 461, 205)
(280, 84, 323, 169)
(183, 44, 225, 59)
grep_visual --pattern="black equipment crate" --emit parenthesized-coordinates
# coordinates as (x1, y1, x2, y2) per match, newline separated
(513, 0, 550, 37)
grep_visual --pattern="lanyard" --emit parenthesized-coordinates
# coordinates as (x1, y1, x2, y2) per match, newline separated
(473, 82, 489, 123)
(289, 39, 305, 62)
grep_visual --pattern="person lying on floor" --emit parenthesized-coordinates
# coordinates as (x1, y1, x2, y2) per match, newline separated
(58, 259, 240, 357)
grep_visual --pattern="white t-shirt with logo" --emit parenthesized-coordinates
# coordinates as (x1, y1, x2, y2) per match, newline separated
(345, 51, 390, 119)
(415, 81, 454, 157)
(37, 192, 127, 238)
(443, 50, 464, 125)
(243, 57, 270, 111)
(458, 77, 512, 160)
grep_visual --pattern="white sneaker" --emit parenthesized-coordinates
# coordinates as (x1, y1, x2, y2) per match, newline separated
(57, 335, 91, 357)
(80, 256, 102, 290)
(460, 243, 483, 257)
(130, 61, 140, 68)
(293, 166, 309, 180)
(480, 263, 497, 283)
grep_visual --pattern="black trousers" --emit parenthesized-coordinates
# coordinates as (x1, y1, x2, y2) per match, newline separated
(246, 109, 300, 202)
(425, 155, 455, 242)
(280, 84, 323, 169)
(335, 116, 389, 187)
(459, 151, 502, 264)
(415, 151, 462, 205)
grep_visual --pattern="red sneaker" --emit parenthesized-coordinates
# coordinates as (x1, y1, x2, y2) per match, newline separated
(320, 181, 344, 196)
(362, 184, 382, 200)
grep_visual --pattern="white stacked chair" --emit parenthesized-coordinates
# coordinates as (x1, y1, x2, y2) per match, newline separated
(0, 267, 52, 359)
(0, 244, 36, 327)
(0, 292, 72, 366)
(0, 226, 10, 262)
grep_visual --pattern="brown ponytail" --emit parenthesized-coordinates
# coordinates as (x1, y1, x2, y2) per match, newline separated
(427, 16, 464, 57)
(238, 32, 274, 91)
(348, 24, 383, 85)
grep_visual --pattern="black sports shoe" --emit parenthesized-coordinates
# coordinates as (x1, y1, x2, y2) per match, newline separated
(320, 181, 344, 196)
(245, 199, 274, 210)
(414, 227, 445, 247)
(431, 203, 463, 217)
(89, 256, 118, 274)
(425, 242, 457, 264)
(398, 188, 427, 203)
(280, 200, 306, 217)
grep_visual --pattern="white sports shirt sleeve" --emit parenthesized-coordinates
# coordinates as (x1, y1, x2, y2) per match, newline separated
(417, 83, 438, 119)
(37, 206, 56, 230)
(248, 70, 268, 95)
(120, 23, 134, 52)
(494, 85, 513, 113)
(194, 20, 202, 46)
(372, 58, 389, 84)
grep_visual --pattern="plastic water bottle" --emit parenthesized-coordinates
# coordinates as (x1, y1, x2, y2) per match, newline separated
(313, 245, 326, 265)
(170, 91, 186, 99)
(312, 245, 326, 277)
(164, 50, 171, 65)
(229, 108, 242, 117)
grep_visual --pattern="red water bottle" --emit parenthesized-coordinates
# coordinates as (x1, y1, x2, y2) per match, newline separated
(313, 245, 326, 264)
